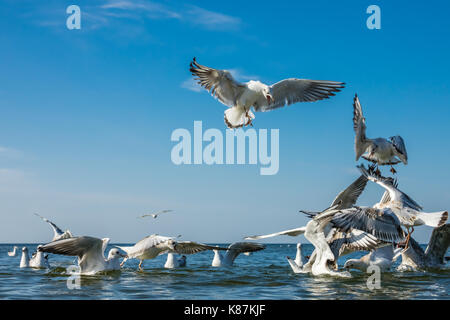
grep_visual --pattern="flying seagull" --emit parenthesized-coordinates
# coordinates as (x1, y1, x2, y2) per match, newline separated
(353, 94, 408, 174)
(190, 57, 345, 129)
(34, 213, 73, 241)
(138, 210, 173, 219)
(119, 235, 225, 271)
(358, 164, 448, 247)
(211, 242, 266, 267)
(39, 236, 125, 275)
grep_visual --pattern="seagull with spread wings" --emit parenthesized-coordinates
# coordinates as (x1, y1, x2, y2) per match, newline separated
(138, 210, 173, 219)
(190, 57, 345, 128)
(353, 94, 408, 174)
(358, 164, 448, 248)
(211, 242, 266, 267)
(39, 236, 125, 274)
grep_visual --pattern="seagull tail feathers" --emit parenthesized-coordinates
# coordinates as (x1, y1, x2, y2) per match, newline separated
(224, 108, 253, 129)
(417, 211, 448, 228)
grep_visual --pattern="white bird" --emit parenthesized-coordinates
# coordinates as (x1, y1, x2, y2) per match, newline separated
(286, 243, 308, 273)
(8, 246, 18, 257)
(34, 213, 73, 241)
(138, 210, 173, 219)
(344, 244, 403, 272)
(211, 242, 265, 267)
(358, 164, 448, 247)
(164, 253, 187, 268)
(39, 236, 125, 275)
(190, 58, 345, 129)
(20, 246, 50, 269)
(119, 235, 222, 271)
(353, 94, 408, 174)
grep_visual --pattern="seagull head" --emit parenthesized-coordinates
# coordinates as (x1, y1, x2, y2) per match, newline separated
(264, 87, 274, 105)
(22, 247, 28, 253)
(167, 239, 176, 251)
(108, 248, 127, 260)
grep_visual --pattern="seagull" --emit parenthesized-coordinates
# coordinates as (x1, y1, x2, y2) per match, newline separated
(164, 253, 187, 268)
(119, 235, 223, 271)
(8, 246, 18, 257)
(397, 224, 450, 271)
(353, 94, 408, 174)
(39, 236, 125, 275)
(287, 243, 307, 269)
(20, 246, 50, 269)
(343, 244, 403, 272)
(34, 213, 73, 241)
(190, 58, 345, 129)
(138, 210, 173, 219)
(211, 242, 265, 267)
(358, 164, 448, 247)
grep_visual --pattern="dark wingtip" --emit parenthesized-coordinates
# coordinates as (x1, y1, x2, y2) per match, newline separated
(439, 211, 448, 227)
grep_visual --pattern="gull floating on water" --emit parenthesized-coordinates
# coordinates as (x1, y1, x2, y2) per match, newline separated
(211, 242, 265, 267)
(138, 210, 174, 219)
(39, 236, 125, 275)
(286, 243, 309, 273)
(20, 246, 50, 269)
(119, 235, 223, 271)
(353, 94, 408, 174)
(164, 253, 187, 268)
(358, 164, 448, 247)
(34, 213, 73, 242)
(190, 57, 345, 129)
(8, 246, 18, 257)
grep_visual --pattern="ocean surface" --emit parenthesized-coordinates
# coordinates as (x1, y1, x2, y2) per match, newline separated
(0, 243, 448, 300)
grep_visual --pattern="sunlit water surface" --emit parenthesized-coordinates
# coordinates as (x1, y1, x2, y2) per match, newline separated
(0, 244, 448, 299)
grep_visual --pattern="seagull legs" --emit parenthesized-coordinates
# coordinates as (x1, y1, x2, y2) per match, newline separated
(245, 111, 253, 127)
(138, 260, 144, 271)
(404, 226, 415, 249)
(390, 166, 397, 174)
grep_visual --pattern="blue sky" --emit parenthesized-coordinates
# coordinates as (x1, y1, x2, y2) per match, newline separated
(0, 0, 449, 244)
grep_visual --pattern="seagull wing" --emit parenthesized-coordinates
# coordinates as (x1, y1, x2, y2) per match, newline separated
(390, 135, 408, 165)
(256, 78, 345, 112)
(39, 236, 102, 259)
(353, 94, 372, 160)
(173, 241, 224, 254)
(34, 213, 65, 240)
(225, 242, 266, 262)
(330, 175, 368, 210)
(189, 57, 246, 107)
(329, 229, 380, 258)
(244, 227, 307, 240)
(331, 207, 406, 243)
(425, 224, 450, 265)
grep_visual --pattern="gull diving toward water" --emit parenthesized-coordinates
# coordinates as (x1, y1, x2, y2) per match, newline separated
(8, 246, 18, 257)
(119, 235, 225, 271)
(20, 246, 50, 269)
(190, 58, 345, 129)
(34, 213, 73, 241)
(353, 94, 408, 174)
(211, 242, 266, 267)
(39, 236, 125, 275)
(138, 210, 173, 219)
(358, 164, 448, 247)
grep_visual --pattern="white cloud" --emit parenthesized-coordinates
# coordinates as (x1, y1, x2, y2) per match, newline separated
(184, 6, 241, 31)
(181, 78, 202, 92)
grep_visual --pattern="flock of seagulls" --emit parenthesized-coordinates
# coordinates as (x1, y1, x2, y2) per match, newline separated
(5, 58, 449, 281)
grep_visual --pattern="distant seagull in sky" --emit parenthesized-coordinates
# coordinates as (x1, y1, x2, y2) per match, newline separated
(34, 213, 73, 241)
(8, 246, 18, 257)
(211, 242, 266, 267)
(190, 57, 345, 129)
(39, 236, 125, 275)
(138, 210, 174, 219)
(353, 94, 408, 174)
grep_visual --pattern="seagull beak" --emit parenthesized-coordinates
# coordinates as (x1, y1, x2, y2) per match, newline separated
(266, 94, 273, 105)
(121, 254, 128, 258)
